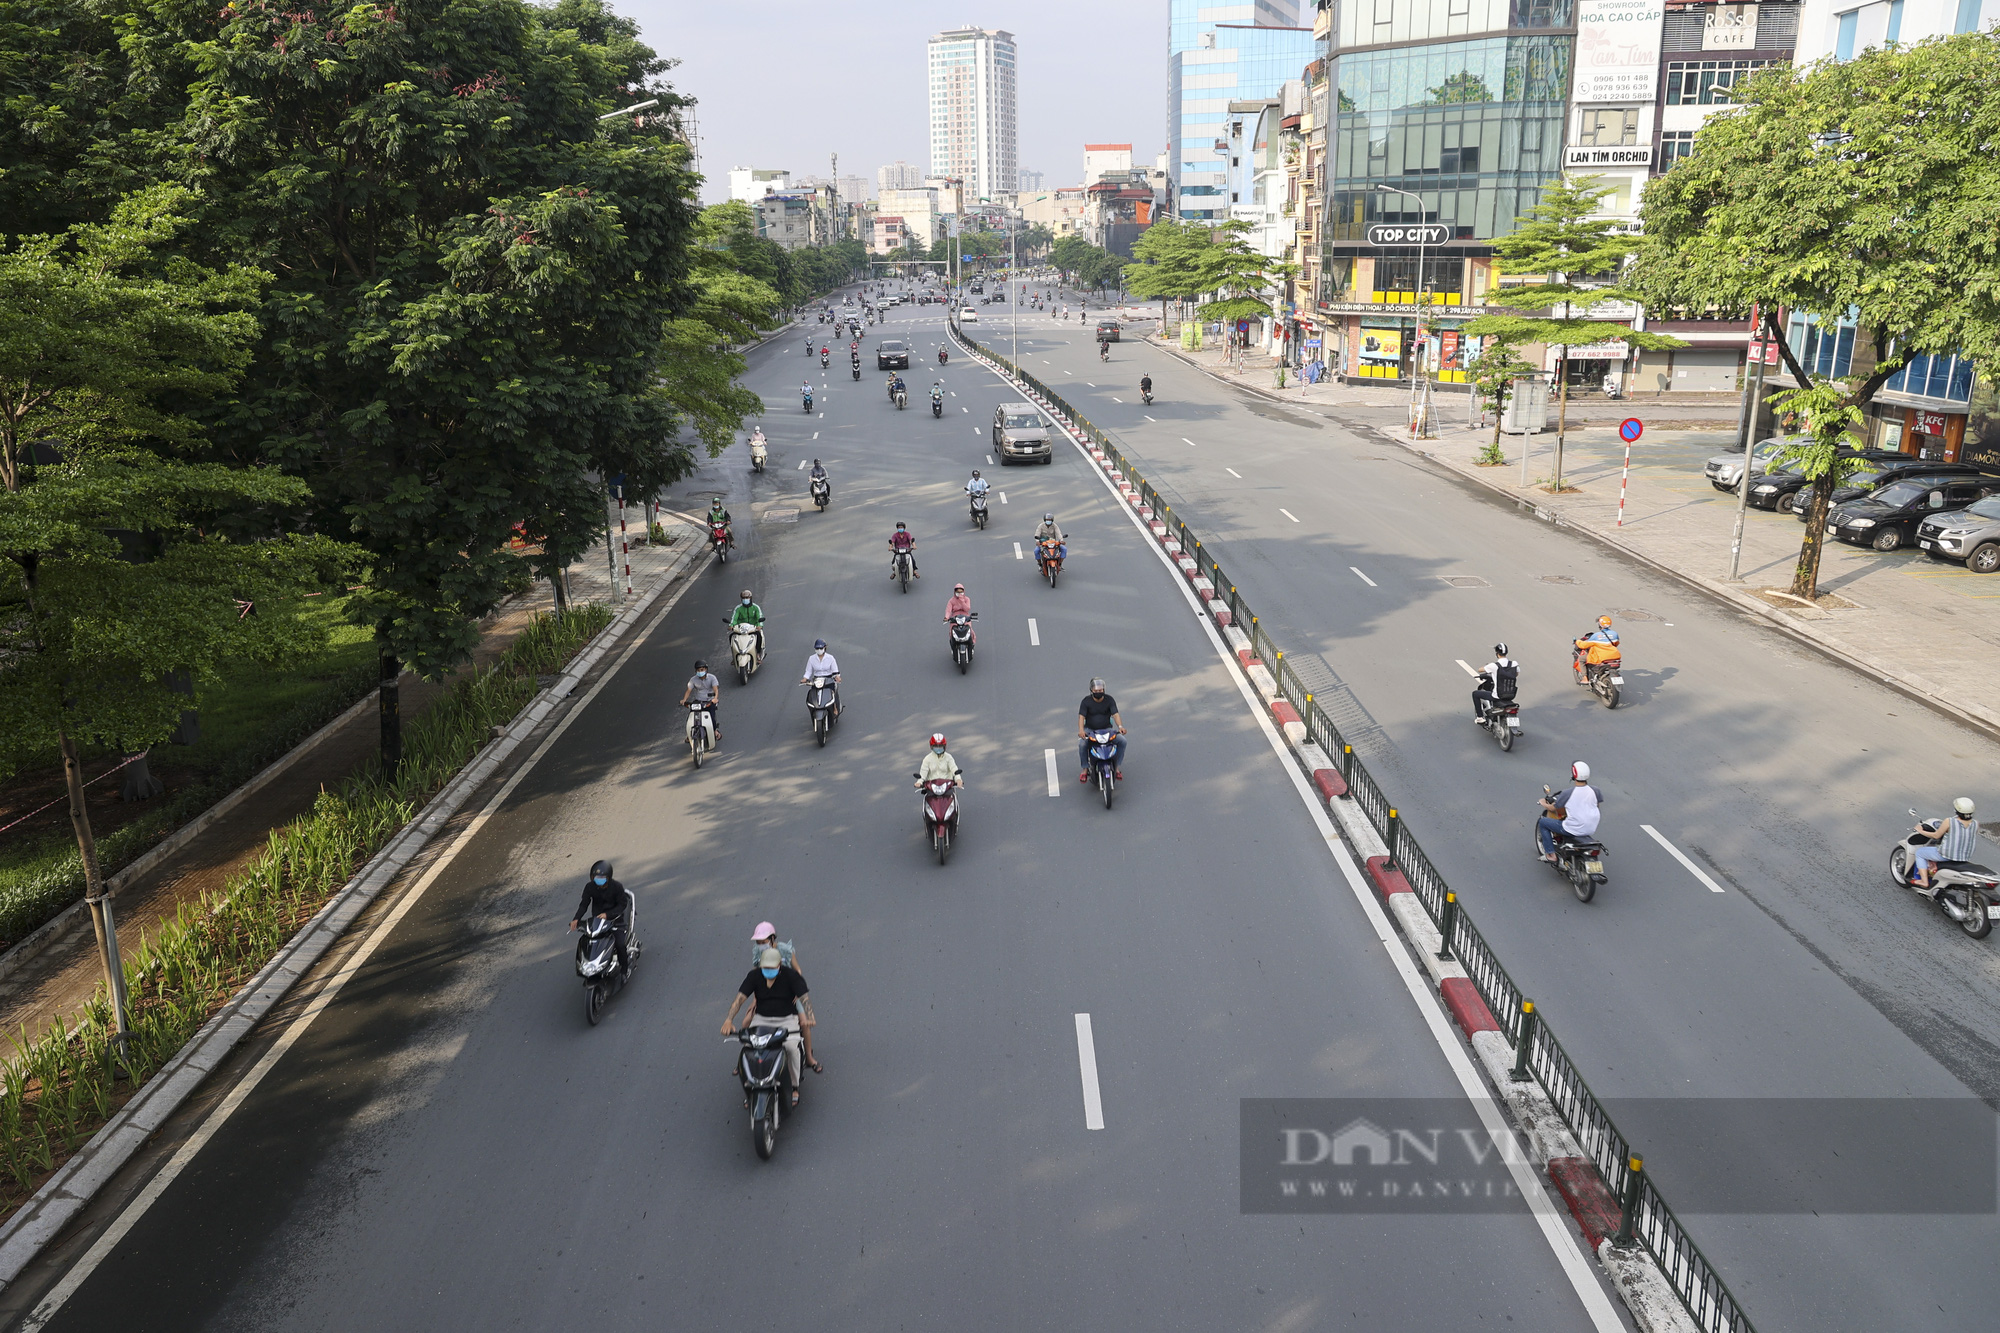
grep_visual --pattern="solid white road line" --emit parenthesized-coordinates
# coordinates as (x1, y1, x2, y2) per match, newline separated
(1351, 567, 1377, 587)
(1028, 618, 1040, 646)
(1225, 467, 1242, 479)
(20, 545, 708, 1332)
(1641, 826, 1728, 893)
(1455, 659, 1480, 677)
(1279, 508, 1300, 524)
(1074, 1014, 1105, 1131)
(1045, 749, 1060, 797)
(1013, 542, 1023, 559)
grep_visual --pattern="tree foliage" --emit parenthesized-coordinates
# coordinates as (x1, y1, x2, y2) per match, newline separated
(1634, 30, 2000, 596)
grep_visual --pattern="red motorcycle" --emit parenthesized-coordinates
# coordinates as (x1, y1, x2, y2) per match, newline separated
(709, 521, 732, 563)
(1036, 537, 1065, 588)
(915, 775, 961, 864)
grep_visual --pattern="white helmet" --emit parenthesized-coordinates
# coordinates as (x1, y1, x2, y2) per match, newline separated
(1571, 761, 1591, 781)
(1954, 797, 1976, 816)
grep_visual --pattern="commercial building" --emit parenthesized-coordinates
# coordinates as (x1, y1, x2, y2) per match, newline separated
(1224, 90, 1299, 351)
(1083, 143, 1134, 184)
(1168, 2, 1317, 219)
(870, 215, 913, 254)
(1020, 187, 1090, 238)
(928, 27, 1019, 202)
(877, 161, 924, 191)
(879, 187, 943, 248)
(754, 193, 813, 250)
(1794, 0, 1994, 59)
(727, 167, 789, 203)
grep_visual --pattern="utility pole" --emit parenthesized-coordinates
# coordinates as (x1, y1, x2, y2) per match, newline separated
(1727, 306, 1772, 582)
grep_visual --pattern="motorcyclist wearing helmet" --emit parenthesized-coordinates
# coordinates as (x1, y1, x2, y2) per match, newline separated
(569, 860, 635, 975)
(728, 589, 766, 662)
(801, 638, 841, 719)
(915, 731, 964, 791)
(748, 920, 821, 1073)
(886, 371, 906, 401)
(943, 583, 976, 646)
(1536, 762, 1601, 862)
(1139, 373, 1153, 400)
(889, 520, 919, 578)
(707, 497, 733, 547)
(809, 457, 829, 498)
(1473, 642, 1520, 721)
(1911, 797, 1981, 889)
(680, 659, 722, 743)
(1579, 614, 1619, 649)
(1076, 678, 1126, 782)
(1034, 512, 1067, 571)
(965, 470, 990, 501)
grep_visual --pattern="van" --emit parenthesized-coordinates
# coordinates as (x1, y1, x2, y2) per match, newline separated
(993, 403, 1052, 465)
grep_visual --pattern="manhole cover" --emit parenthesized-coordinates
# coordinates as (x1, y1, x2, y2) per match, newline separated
(1439, 575, 1490, 588)
(1540, 575, 1578, 585)
(1609, 607, 1660, 621)
(762, 508, 799, 523)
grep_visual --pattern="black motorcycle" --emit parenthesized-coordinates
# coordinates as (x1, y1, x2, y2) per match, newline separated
(575, 909, 639, 1025)
(931, 393, 943, 418)
(1141, 387, 1153, 406)
(948, 612, 977, 673)
(729, 1024, 796, 1160)
(804, 674, 839, 746)
(810, 475, 830, 511)
(1538, 784, 1607, 902)
(969, 492, 988, 529)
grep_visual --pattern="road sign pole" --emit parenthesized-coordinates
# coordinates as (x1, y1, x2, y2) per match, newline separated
(1615, 418, 1643, 528)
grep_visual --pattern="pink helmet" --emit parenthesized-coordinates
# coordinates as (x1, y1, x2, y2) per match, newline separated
(751, 921, 776, 941)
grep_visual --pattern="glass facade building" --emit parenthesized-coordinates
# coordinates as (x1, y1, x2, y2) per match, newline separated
(1168, 1, 1316, 220)
(1318, 0, 1575, 382)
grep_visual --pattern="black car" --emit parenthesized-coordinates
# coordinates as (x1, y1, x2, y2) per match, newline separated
(875, 339, 910, 370)
(1826, 475, 2000, 551)
(1794, 461, 1984, 522)
(1095, 320, 1121, 342)
(1746, 450, 1940, 512)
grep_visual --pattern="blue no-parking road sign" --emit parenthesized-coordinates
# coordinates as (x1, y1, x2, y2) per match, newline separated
(1619, 418, 1644, 442)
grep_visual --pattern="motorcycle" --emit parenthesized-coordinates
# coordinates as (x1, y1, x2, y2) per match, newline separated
(729, 1023, 795, 1161)
(851, 363, 861, 381)
(1037, 537, 1065, 588)
(1475, 693, 1522, 752)
(1572, 643, 1623, 708)
(709, 521, 731, 563)
(804, 674, 838, 747)
(810, 475, 830, 511)
(938, 349, 949, 365)
(947, 612, 977, 673)
(801, 390, 812, 414)
(1890, 811, 1998, 939)
(1141, 387, 1153, 406)
(1099, 342, 1109, 362)
(1085, 727, 1121, 809)
(685, 702, 715, 767)
(916, 773, 961, 864)
(728, 623, 762, 685)
(969, 493, 988, 529)
(931, 392, 943, 418)
(748, 434, 767, 473)
(895, 387, 908, 410)
(575, 907, 639, 1026)
(1539, 784, 1608, 902)
(820, 352, 829, 368)
(892, 547, 914, 593)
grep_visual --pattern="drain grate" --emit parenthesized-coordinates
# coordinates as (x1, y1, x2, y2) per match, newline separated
(762, 508, 799, 523)
(1439, 575, 1491, 588)
(1540, 574, 1579, 585)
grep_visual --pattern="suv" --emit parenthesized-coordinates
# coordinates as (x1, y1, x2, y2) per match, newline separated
(875, 339, 910, 370)
(1794, 461, 1983, 522)
(1095, 320, 1121, 343)
(1704, 438, 1791, 493)
(1826, 474, 1998, 551)
(993, 403, 1052, 464)
(1919, 495, 2000, 572)
(1746, 449, 1920, 512)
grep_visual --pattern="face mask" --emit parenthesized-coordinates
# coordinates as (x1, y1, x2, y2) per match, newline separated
(741, 598, 751, 605)
(760, 968, 779, 980)
(593, 876, 607, 886)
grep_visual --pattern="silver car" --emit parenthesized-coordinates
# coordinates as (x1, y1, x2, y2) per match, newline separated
(994, 403, 1052, 464)
(1917, 494, 2000, 573)
(1704, 438, 1792, 493)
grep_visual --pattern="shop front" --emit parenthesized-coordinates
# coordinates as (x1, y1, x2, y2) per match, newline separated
(1864, 403, 1966, 462)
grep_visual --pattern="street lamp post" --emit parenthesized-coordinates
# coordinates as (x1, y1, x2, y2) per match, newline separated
(1376, 184, 1432, 438)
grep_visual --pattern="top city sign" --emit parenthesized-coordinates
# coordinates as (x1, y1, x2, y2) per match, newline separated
(1366, 223, 1451, 247)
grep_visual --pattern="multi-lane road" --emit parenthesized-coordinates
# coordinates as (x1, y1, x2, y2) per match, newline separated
(8, 290, 1630, 1331)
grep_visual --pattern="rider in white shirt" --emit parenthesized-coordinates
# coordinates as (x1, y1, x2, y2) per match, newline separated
(801, 640, 842, 718)
(965, 470, 990, 499)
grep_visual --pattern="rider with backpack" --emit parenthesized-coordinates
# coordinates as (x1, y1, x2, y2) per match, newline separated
(1473, 643, 1520, 721)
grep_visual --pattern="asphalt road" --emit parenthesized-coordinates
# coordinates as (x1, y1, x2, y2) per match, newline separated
(993, 288, 2000, 1333)
(19, 289, 1612, 1332)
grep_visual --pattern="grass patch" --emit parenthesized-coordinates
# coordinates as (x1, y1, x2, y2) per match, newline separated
(0, 604, 614, 1218)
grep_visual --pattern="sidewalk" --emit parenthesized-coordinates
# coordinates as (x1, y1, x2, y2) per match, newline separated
(1150, 337, 2000, 737)
(0, 509, 696, 1049)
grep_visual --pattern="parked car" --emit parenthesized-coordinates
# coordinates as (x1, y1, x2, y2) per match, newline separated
(875, 339, 910, 370)
(1795, 461, 1984, 522)
(1095, 320, 1121, 342)
(993, 403, 1052, 464)
(1746, 450, 1929, 512)
(1704, 438, 1792, 492)
(1827, 475, 2000, 551)
(1918, 495, 2000, 572)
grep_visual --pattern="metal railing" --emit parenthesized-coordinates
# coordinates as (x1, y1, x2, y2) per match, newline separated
(948, 317, 1759, 1333)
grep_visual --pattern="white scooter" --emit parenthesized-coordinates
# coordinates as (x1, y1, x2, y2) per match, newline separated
(728, 622, 763, 685)
(685, 703, 715, 767)
(748, 431, 767, 473)
(1890, 811, 1999, 939)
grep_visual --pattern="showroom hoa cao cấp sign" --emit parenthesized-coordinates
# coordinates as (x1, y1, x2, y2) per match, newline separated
(1574, 0, 1666, 103)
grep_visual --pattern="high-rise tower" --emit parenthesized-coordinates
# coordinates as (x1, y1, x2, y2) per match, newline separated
(927, 27, 1018, 201)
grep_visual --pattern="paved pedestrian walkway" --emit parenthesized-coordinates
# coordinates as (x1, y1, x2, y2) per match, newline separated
(0, 510, 698, 1049)
(1149, 338, 2000, 737)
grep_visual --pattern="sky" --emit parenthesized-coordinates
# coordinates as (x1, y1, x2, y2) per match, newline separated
(615, 1, 1164, 203)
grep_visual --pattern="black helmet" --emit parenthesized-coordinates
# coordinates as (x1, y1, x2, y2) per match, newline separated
(1494, 642, 1509, 657)
(694, 659, 707, 671)
(589, 859, 613, 882)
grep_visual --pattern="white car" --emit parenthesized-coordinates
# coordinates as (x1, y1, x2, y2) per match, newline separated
(960, 308, 980, 323)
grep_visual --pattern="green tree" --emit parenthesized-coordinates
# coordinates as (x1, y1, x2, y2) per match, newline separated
(1463, 176, 1683, 489)
(1467, 339, 1537, 457)
(0, 191, 338, 1038)
(1636, 32, 2000, 598)
(1123, 220, 1211, 328)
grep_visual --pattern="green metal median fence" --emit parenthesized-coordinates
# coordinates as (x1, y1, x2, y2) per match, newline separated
(949, 318, 1758, 1333)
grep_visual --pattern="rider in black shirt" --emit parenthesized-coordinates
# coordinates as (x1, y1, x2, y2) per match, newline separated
(1076, 678, 1127, 781)
(569, 859, 633, 973)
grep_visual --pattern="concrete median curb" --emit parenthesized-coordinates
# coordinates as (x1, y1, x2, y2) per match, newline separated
(0, 530, 706, 1292)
